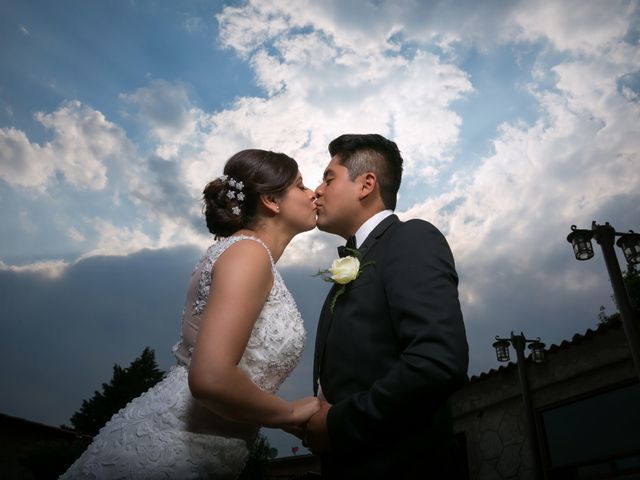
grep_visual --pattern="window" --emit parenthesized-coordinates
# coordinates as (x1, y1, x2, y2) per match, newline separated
(542, 382, 640, 479)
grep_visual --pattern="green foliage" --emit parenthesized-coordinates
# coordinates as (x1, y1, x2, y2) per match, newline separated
(623, 263, 640, 310)
(598, 264, 639, 324)
(69, 347, 165, 436)
(238, 434, 278, 480)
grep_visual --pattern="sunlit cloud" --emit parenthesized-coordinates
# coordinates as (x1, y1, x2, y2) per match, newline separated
(0, 259, 69, 279)
(77, 220, 156, 260)
(2, 0, 638, 278)
(0, 101, 133, 190)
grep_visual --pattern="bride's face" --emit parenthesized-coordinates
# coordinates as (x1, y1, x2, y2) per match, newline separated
(277, 171, 317, 233)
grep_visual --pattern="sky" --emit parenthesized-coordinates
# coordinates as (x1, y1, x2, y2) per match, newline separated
(1, 0, 639, 458)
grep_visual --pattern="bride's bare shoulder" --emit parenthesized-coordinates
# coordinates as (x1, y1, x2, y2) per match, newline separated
(213, 238, 272, 283)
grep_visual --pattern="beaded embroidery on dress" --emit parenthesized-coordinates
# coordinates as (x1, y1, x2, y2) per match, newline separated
(60, 236, 306, 479)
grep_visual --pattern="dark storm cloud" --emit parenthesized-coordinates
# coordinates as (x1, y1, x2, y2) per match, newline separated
(0, 246, 201, 426)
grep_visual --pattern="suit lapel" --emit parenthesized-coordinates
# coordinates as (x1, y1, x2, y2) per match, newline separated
(314, 214, 400, 393)
(357, 214, 398, 259)
(314, 282, 339, 393)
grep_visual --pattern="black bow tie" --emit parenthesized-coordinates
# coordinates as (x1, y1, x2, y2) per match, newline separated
(337, 236, 357, 258)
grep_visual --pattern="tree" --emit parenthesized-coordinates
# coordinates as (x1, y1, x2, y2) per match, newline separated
(623, 263, 640, 310)
(67, 347, 165, 436)
(598, 264, 640, 324)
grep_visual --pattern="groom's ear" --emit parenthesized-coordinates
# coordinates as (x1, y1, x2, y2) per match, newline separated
(358, 172, 378, 200)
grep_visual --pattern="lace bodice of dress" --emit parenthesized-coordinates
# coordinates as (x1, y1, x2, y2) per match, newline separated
(172, 235, 306, 393)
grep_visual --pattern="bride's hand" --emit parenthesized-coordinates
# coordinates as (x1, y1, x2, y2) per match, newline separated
(288, 396, 321, 427)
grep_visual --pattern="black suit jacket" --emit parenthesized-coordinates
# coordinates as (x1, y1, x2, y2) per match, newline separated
(313, 214, 469, 479)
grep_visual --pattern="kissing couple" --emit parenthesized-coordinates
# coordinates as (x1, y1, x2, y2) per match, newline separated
(61, 134, 469, 479)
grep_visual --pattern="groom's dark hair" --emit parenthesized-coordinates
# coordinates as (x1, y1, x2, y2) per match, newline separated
(328, 133, 403, 210)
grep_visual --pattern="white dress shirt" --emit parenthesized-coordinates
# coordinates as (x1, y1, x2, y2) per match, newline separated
(353, 210, 394, 248)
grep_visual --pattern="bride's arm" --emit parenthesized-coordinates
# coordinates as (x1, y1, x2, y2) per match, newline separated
(188, 239, 319, 429)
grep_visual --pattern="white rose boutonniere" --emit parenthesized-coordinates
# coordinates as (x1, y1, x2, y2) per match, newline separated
(315, 247, 374, 312)
(329, 256, 360, 284)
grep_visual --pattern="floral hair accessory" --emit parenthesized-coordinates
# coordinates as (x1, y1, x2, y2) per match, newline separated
(314, 248, 374, 312)
(228, 179, 244, 190)
(218, 174, 245, 215)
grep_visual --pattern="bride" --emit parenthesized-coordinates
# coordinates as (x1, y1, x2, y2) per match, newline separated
(61, 149, 320, 479)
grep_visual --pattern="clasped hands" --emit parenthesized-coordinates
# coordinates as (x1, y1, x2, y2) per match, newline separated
(285, 396, 332, 454)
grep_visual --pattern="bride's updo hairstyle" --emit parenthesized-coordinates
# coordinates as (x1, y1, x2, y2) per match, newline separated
(203, 149, 298, 238)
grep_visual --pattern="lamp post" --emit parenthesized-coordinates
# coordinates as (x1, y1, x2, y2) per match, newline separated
(493, 332, 546, 480)
(567, 222, 640, 381)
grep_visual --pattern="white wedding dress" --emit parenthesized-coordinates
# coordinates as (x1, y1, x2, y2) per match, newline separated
(61, 236, 307, 479)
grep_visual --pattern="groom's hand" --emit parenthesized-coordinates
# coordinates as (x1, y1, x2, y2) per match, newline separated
(305, 400, 332, 453)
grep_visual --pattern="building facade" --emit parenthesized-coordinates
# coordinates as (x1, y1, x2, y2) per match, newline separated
(452, 319, 640, 479)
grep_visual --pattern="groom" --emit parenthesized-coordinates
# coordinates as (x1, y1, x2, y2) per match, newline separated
(307, 134, 469, 478)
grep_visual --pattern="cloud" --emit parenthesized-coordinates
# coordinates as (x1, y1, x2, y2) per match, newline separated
(3, 0, 638, 296)
(216, 2, 291, 58)
(0, 101, 133, 190)
(402, 3, 640, 242)
(128, 2, 476, 265)
(279, 229, 340, 268)
(0, 259, 69, 279)
(72, 212, 210, 265)
(120, 80, 206, 159)
(512, 0, 636, 54)
(76, 219, 170, 261)
(405, 91, 638, 277)
(216, 0, 474, 163)
(67, 226, 86, 243)
(105, 0, 638, 274)
(0, 127, 52, 188)
(217, 0, 499, 56)
(84, 221, 155, 258)
(399, 25, 640, 358)
(215, 0, 639, 60)
(0, 93, 214, 277)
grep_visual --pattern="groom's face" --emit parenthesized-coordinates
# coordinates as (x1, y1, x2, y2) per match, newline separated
(315, 155, 361, 237)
